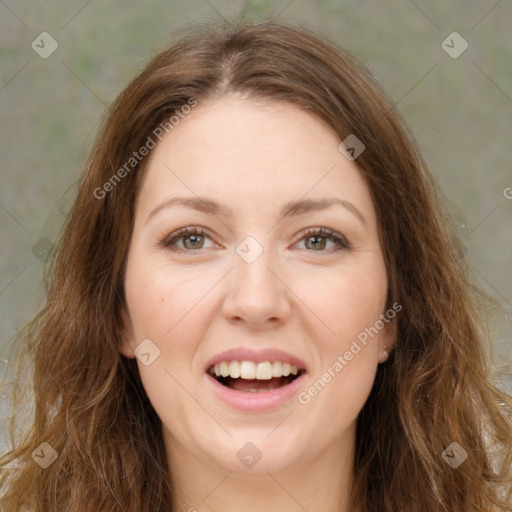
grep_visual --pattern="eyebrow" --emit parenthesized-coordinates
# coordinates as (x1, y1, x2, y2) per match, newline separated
(146, 196, 367, 229)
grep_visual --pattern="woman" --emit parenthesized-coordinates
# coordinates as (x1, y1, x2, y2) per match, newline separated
(1, 20, 511, 512)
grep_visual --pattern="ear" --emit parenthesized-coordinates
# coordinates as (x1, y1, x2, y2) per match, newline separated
(118, 302, 136, 359)
(378, 316, 397, 364)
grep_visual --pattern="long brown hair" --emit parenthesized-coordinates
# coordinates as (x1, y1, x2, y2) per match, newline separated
(1, 19, 511, 511)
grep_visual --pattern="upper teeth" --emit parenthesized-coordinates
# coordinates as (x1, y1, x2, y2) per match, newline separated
(211, 361, 300, 380)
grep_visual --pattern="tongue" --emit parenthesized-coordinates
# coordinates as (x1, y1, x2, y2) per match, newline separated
(225, 376, 290, 392)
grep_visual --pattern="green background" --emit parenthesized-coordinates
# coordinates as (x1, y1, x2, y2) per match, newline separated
(1, 1, 511, 448)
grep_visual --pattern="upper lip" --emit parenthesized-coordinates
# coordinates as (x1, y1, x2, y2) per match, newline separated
(205, 347, 308, 373)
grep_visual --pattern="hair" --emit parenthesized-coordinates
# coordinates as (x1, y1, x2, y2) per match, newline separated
(1, 18, 511, 512)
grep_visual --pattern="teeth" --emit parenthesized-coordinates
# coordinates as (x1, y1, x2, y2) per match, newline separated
(241, 361, 256, 379)
(220, 361, 230, 378)
(211, 361, 300, 380)
(271, 361, 283, 377)
(229, 361, 240, 378)
(256, 361, 272, 380)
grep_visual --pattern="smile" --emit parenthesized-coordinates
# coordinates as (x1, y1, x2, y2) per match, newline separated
(208, 360, 304, 392)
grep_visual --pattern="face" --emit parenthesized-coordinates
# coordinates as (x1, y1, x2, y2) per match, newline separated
(119, 96, 395, 475)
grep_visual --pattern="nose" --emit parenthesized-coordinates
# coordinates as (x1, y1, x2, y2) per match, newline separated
(221, 243, 292, 329)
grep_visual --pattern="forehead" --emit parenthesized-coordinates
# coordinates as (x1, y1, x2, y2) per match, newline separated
(135, 96, 376, 229)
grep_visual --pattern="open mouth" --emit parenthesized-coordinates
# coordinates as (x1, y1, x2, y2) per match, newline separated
(208, 361, 305, 393)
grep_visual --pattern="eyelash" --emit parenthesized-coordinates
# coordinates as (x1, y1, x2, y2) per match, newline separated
(161, 226, 350, 253)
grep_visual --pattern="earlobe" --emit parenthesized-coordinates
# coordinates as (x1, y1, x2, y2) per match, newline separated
(118, 304, 136, 359)
(119, 329, 136, 359)
(379, 321, 396, 363)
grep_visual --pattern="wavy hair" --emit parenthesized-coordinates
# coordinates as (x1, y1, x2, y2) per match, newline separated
(1, 19, 511, 511)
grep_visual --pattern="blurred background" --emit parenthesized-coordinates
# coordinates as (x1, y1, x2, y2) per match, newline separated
(1, 0, 511, 451)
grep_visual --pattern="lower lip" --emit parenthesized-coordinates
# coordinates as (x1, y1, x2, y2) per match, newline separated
(205, 372, 306, 412)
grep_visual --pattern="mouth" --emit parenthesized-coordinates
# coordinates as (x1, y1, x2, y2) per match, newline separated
(207, 361, 306, 393)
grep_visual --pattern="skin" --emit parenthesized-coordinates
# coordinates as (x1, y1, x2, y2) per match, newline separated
(119, 95, 395, 512)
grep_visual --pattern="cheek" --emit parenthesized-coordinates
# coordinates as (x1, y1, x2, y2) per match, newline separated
(293, 260, 387, 428)
(293, 261, 388, 348)
(301, 359, 376, 439)
(124, 254, 222, 393)
(125, 254, 213, 339)
(124, 256, 213, 420)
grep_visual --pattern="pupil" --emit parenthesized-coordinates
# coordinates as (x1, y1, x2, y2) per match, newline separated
(184, 235, 203, 249)
(307, 236, 325, 250)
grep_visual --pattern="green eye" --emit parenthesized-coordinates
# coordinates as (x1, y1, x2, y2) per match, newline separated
(182, 233, 205, 249)
(162, 226, 350, 253)
(163, 227, 213, 251)
(299, 228, 350, 251)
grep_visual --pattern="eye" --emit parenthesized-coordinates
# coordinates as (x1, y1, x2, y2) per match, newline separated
(161, 226, 350, 253)
(294, 227, 350, 252)
(161, 226, 217, 252)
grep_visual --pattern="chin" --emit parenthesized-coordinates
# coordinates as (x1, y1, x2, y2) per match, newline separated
(205, 429, 305, 474)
